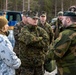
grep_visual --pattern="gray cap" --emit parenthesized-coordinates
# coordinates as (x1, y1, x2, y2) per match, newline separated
(40, 11, 46, 17)
(68, 6, 76, 12)
(31, 11, 39, 19)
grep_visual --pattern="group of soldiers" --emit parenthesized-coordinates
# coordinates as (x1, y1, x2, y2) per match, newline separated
(14, 10, 54, 75)
(8, 5, 76, 75)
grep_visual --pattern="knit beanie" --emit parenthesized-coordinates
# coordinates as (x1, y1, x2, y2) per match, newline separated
(0, 16, 8, 29)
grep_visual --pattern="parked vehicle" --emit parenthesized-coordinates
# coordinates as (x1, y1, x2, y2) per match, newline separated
(5, 11, 22, 48)
(0, 11, 3, 16)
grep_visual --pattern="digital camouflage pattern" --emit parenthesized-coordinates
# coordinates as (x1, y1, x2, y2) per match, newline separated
(46, 24, 76, 75)
(18, 24, 49, 75)
(38, 22, 56, 72)
(13, 21, 26, 75)
(51, 18, 63, 40)
(14, 21, 26, 56)
(55, 18, 63, 39)
(38, 22, 53, 43)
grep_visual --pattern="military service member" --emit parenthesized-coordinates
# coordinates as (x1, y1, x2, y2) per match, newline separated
(68, 5, 76, 12)
(51, 11, 63, 40)
(14, 10, 30, 55)
(45, 11, 76, 75)
(55, 11, 63, 39)
(18, 11, 49, 75)
(39, 11, 53, 43)
(38, 11, 57, 73)
(14, 10, 31, 75)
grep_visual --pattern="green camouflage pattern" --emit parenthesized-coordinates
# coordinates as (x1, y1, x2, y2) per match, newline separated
(46, 24, 76, 75)
(51, 18, 63, 39)
(38, 22, 53, 43)
(13, 21, 26, 75)
(55, 18, 63, 39)
(14, 21, 26, 56)
(18, 24, 49, 75)
(44, 60, 56, 72)
(38, 22, 56, 72)
(19, 66, 45, 75)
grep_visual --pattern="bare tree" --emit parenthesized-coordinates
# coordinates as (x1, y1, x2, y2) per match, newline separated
(55, 0, 57, 17)
(28, 0, 30, 11)
(61, 0, 63, 11)
(23, 0, 25, 11)
(6, 0, 8, 10)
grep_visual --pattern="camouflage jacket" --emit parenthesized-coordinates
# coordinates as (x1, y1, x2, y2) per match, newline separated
(13, 21, 26, 55)
(46, 24, 76, 75)
(51, 18, 63, 40)
(14, 21, 26, 41)
(18, 24, 49, 67)
(38, 22, 53, 44)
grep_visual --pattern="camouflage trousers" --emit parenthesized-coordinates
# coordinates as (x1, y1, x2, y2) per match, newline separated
(57, 65, 76, 75)
(16, 65, 45, 75)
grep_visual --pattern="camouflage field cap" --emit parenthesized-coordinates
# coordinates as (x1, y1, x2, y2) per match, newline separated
(40, 11, 46, 17)
(31, 11, 39, 19)
(22, 10, 31, 17)
(63, 11, 76, 16)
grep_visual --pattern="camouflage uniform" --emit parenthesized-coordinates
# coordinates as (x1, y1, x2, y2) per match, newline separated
(39, 11, 56, 72)
(55, 18, 63, 39)
(38, 22, 53, 44)
(51, 18, 63, 40)
(38, 21, 57, 72)
(18, 24, 49, 75)
(46, 24, 76, 75)
(50, 11, 63, 40)
(14, 21, 26, 75)
(14, 10, 30, 55)
(14, 21, 26, 55)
